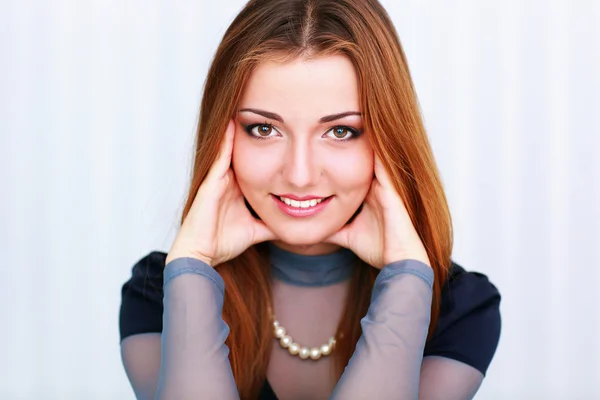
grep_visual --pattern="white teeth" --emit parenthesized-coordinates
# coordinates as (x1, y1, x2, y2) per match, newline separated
(279, 196, 326, 208)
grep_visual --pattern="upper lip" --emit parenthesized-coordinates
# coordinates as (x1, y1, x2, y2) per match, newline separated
(276, 193, 330, 201)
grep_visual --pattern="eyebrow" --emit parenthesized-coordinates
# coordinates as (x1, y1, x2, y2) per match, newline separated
(238, 108, 362, 123)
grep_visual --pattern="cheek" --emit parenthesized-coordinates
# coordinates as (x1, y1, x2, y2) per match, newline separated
(231, 133, 275, 195)
(325, 146, 374, 193)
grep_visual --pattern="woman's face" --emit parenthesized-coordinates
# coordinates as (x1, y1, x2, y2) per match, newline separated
(233, 54, 374, 255)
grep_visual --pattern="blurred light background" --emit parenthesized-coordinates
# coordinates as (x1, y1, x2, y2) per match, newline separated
(0, 0, 598, 399)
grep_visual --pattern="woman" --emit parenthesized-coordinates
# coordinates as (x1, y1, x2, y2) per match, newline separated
(119, 0, 501, 399)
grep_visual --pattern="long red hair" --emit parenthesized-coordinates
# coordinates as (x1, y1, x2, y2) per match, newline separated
(178, 0, 453, 398)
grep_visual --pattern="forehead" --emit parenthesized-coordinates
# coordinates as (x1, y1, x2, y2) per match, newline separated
(239, 54, 360, 119)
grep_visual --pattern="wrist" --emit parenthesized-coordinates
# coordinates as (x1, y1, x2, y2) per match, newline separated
(166, 250, 214, 268)
(384, 251, 431, 269)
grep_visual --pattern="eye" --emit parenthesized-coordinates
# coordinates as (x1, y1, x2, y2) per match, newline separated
(324, 126, 362, 141)
(244, 123, 280, 140)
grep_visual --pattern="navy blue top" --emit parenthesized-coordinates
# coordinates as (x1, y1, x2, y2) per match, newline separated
(119, 250, 501, 399)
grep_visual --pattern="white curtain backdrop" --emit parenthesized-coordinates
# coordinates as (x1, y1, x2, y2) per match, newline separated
(1, 0, 598, 399)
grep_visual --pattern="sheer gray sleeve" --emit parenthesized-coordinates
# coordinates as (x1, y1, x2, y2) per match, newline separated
(418, 356, 484, 399)
(155, 257, 239, 400)
(331, 259, 434, 400)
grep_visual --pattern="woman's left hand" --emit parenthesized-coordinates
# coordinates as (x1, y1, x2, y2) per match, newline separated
(325, 155, 431, 270)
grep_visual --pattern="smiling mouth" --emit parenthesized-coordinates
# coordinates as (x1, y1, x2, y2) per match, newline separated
(276, 195, 332, 208)
(271, 194, 334, 217)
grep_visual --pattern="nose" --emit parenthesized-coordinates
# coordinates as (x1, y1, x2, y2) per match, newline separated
(282, 138, 319, 189)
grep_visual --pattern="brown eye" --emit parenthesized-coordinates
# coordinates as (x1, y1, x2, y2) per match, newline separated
(332, 127, 349, 138)
(325, 126, 360, 141)
(257, 124, 272, 136)
(244, 123, 278, 139)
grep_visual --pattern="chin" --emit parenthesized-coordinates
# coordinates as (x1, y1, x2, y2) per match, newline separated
(271, 227, 329, 246)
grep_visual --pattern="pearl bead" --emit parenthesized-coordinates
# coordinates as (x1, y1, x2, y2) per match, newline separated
(309, 348, 321, 360)
(288, 343, 300, 355)
(299, 347, 310, 359)
(280, 335, 292, 348)
(274, 326, 286, 339)
(320, 343, 332, 355)
(271, 315, 336, 361)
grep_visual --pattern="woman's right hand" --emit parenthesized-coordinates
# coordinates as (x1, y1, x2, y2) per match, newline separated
(165, 120, 277, 267)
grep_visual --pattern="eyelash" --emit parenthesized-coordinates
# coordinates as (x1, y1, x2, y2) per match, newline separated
(242, 122, 363, 141)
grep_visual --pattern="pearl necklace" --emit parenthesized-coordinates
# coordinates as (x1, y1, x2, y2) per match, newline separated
(272, 319, 337, 361)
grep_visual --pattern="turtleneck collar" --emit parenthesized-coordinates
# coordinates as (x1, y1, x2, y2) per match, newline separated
(267, 242, 357, 287)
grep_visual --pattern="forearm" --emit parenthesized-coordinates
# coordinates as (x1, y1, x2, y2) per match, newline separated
(331, 259, 434, 399)
(155, 257, 239, 400)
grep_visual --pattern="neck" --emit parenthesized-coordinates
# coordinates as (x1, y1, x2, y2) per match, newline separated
(267, 242, 357, 287)
(270, 240, 342, 256)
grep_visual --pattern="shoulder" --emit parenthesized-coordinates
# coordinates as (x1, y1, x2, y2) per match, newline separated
(424, 260, 502, 376)
(119, 251, 168, 342)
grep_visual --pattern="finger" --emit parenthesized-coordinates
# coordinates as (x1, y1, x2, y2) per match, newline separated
(358, 179, 380, 216)
(251, 221, 278, 244)
(373, 154, 394, 189)
(323, 225, 349, 248)
(206, 120, 235, 182)
(227, 169, 243, 198)
(364, 178, 379, 205)
(221, 169, 240, 202)
(372, 155, 406, 211)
